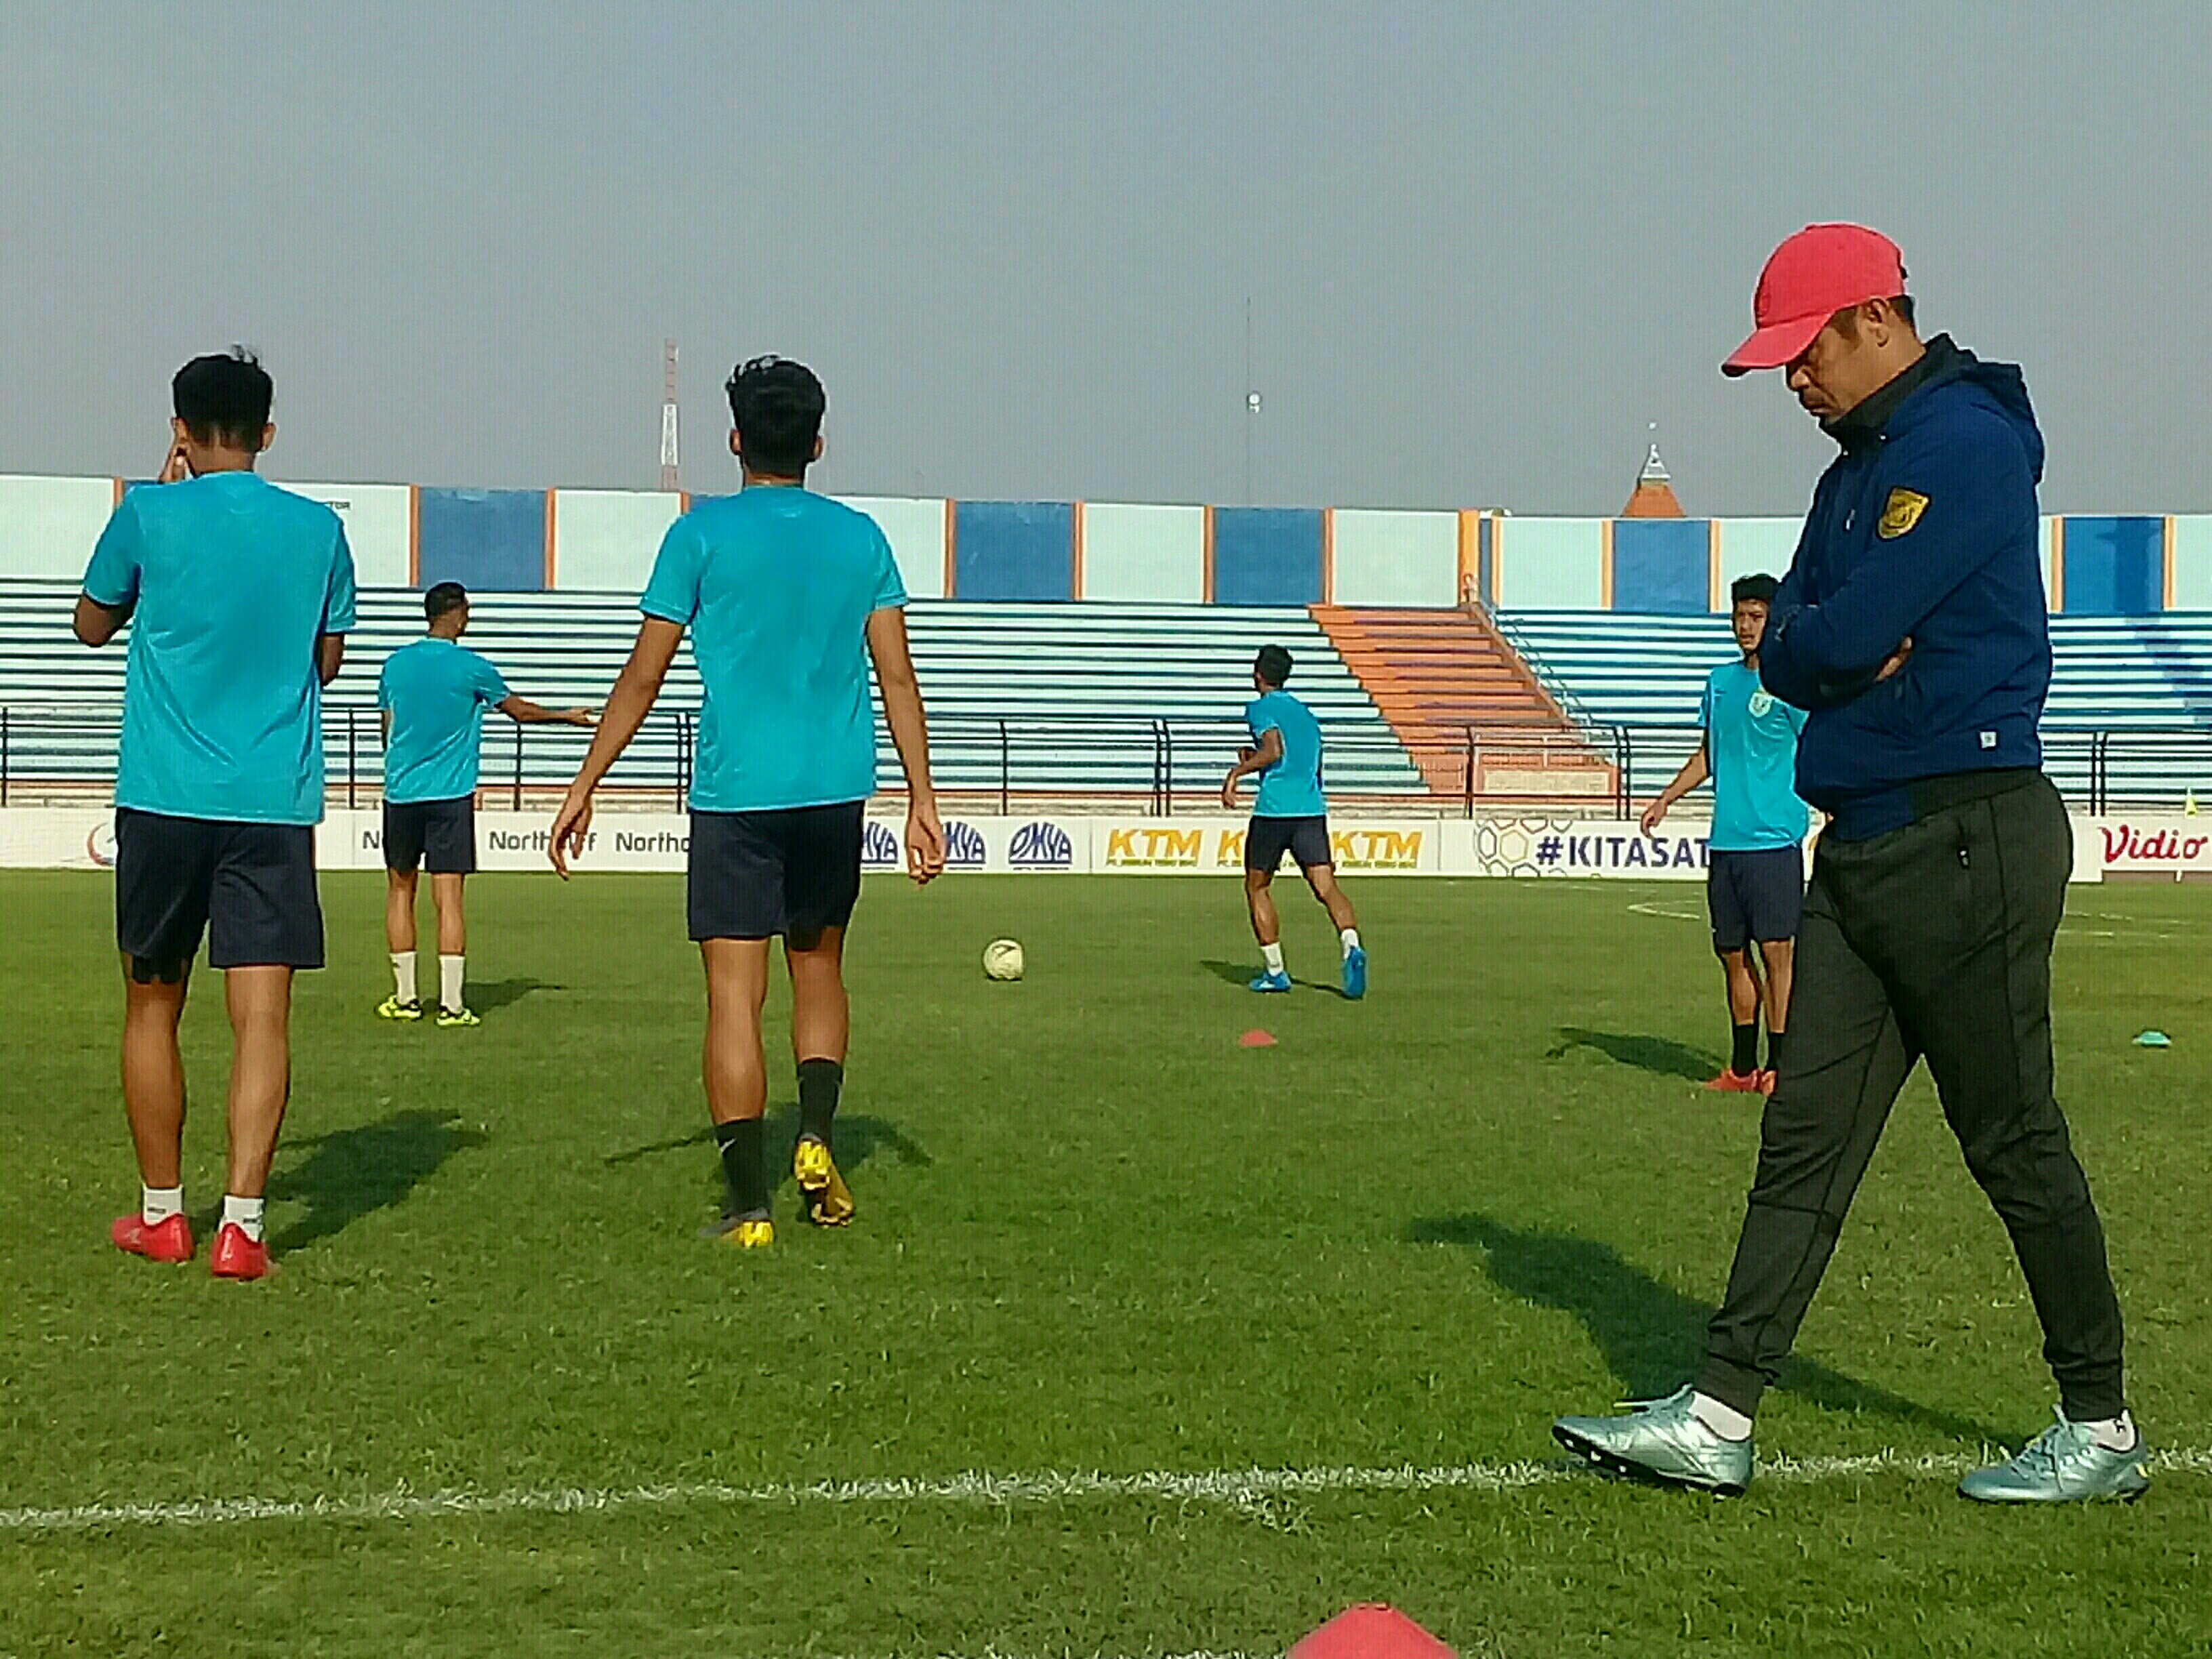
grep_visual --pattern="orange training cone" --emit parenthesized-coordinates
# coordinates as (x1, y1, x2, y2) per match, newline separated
(1290, 1604, 1456, 1659)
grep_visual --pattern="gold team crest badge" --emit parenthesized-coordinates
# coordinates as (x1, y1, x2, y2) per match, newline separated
(1877, 487, 1929, 539)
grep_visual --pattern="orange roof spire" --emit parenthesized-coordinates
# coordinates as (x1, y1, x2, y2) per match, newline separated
(1622, 425, 1685, 517)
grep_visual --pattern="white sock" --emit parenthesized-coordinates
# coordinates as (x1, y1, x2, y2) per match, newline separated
(1261, 942, 1286, 976)
(392, 952, 417, 1004)
(1691, 1391, 1755, 1441)
(1340, 928, 1361, 956)
(2079, 1410, 2137, 1452)
(142, 1185, 184, 1226)
(222, 1194, 266, 1244)
(440, 954, 464, 1012)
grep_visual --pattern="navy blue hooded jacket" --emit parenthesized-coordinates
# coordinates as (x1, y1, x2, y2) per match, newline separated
(1760, 335, 2050, 840)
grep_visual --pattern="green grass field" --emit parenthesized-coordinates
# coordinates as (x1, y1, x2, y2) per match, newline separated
(4, 869, 2209, 1658)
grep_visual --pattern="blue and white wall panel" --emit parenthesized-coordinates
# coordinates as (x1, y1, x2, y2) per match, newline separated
(1078, 502, 1205, 603)
(1330, 509, 1459, 607)
(836, 495, 949, 600)
(0, 474, 117, 580)
(1492, 517, 1605, 612)
(417, 488, 547, 592)
(1715, 516, 1802, 606)
(2170, 515, 2212, 611)
(279, 481, 413, 589)
(952, 501, 1075, 602)
(1212, 506, 1323, 607)
(2058, 515, 2163, 616)
(1610, 519, 1710, 614)
(550, 489, 682, 594)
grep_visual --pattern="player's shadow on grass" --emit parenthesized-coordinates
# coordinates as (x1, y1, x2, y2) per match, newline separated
(1408, 1211, 2004, 1448)
(601, 1106, 933, 1180)
(268, 1109, 487, 1254)
(1201, 959, 1339, 995)
(466, 977, 562, 1013)
(1549, 1027, 1718, 1083)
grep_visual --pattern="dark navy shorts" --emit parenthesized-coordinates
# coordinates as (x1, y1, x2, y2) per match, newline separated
(1246, 815, 1333, 874)
(689, 802, 865, 945)
(384, 796, 476, 875)
(1707, 844, 1805, 952)
(115, 808, 325, 980)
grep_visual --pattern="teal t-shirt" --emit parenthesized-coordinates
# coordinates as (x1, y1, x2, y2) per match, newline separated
(1701, 659, 1810, 851)
(640, 487, 906, 813)
(378, 636, 511, 804)
(1246, 689, 1327, 818)
(82, 472, 356, 825)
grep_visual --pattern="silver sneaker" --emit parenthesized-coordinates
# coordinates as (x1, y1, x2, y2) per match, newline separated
(1959, 1410, 2150, 1504)
(1553, 1385, 1753, 1495)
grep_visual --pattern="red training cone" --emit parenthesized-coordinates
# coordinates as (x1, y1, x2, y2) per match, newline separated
(1290, 1604, 1455, 1659)
(1238, 1028, 1277, 1048)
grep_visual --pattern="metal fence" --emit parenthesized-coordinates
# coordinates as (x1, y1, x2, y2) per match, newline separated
(3, 703, 2207, 817)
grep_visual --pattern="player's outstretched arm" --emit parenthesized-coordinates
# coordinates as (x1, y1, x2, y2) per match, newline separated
(550, 617, 682, 877)
(865, 606, 945, 884)
(498, 694, 598, 726)
(1641, 741, 1710, 835)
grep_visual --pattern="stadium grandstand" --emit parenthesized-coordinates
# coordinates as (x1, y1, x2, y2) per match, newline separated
(2, 474, 2209, 816)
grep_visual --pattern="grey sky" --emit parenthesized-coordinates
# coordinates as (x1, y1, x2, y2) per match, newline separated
(3, 1, 2206, 516)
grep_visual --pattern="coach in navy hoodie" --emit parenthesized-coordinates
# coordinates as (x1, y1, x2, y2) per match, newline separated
(1551, 226, 2144, 1504)
(1761, 331, 2051, 838)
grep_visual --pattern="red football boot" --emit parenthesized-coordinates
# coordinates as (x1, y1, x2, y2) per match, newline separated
(1702, 1069, 1765, 1094)
(209, 1223, 272, 1281)
(111, 1212, 194, 1263)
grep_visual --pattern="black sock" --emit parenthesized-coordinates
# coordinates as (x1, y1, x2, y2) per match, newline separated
(797, 1059, 843, 1147)
(1766, 1028, 1784, 1072)
(714, 1118, 766, 1218)
(1731, 1023, 1760, 1077)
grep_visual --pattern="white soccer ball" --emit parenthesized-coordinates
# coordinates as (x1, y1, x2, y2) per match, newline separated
(982, 939, 1025, 981)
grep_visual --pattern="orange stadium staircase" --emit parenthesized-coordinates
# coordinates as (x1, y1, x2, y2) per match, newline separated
(1311, 605, 1618, 804)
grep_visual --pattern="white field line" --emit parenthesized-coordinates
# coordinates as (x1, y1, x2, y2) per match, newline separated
(1629, 898, 2194, 943)
(3, 1446, 2207, 1534)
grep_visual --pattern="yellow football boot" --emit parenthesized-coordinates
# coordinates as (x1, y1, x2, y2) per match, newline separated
(713, 1216, 773, 1248)
(794, 1137, 855, 1227)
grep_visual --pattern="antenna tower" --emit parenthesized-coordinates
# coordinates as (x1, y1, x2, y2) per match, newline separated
(659, 340, 680, 491)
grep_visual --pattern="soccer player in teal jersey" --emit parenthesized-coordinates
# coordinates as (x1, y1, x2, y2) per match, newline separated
(74, 350, 356, 1281)
(550, 357, 945, 1247)
(1641, 574, 1811, 1091)
(1221, 644, 1366, 999)
(376, 581, 593, 1027)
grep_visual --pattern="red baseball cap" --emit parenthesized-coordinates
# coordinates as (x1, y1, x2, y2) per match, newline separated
(1723, 223, 1908, 376)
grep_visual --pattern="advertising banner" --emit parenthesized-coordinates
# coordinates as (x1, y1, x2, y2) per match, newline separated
(0, 808, 118, 870)
(1437, 818, 1721, 880)
(0, 807, 2148, 882)
(2078, 817, 2212, 881)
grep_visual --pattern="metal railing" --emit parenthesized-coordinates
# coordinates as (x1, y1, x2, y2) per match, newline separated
(5, 702, 2209, 818)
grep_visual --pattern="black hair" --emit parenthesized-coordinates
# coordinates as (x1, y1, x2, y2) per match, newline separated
(1832, 294, 1916, 341)
(172, 348, 272, 450)
(424, 581, 469, 625)
(1256, 644, 1294, 688)
(725, 356, 826, 478)
(1732, 573, 1780, 607)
